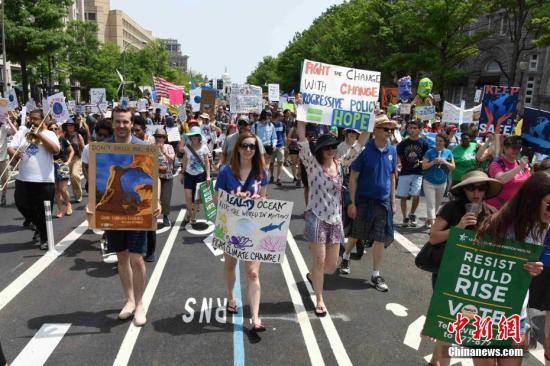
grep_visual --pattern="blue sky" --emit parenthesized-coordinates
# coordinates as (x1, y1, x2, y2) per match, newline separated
(111, 0, 343, 84)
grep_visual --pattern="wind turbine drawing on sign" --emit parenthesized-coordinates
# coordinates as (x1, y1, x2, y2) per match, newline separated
(116, 69, 135, 100)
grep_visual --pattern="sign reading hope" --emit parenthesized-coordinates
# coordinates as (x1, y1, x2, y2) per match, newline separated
(297, 59, 380, 132)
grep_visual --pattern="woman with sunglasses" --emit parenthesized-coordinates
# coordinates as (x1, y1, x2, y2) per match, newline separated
(49, 121, 74, 218)
(153, 128, 175, 228)
(473, 171, 548, 366)
(297, 120, 368, 316)
(486, 136, 531, 210)
(425, 170, 502, 366)
(214, 132, 268, 332)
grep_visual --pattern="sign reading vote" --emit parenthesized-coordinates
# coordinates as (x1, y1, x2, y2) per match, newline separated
(297, 59, 380, 132)
(423, 228, 542, 347)
(212, 191, 293, 264)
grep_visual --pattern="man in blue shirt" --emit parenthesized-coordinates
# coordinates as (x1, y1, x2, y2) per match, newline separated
(270, 111, 287, 185)
(340, 113, 397, 292)
(252, 110, 277, 177)
(86, 107, 161, 327)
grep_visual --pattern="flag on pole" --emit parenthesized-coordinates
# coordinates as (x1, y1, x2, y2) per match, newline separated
(153, 76, 186, 101)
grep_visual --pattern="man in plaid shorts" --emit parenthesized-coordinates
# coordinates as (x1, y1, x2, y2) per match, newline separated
(339, 113, 397, 292)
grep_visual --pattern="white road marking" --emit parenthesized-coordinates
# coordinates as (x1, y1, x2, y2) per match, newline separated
(203, 233, 225, 262)
(280, 253, 325, 366)
(11, 323, 71, 366)
(286, 231, 353, 366)
(393, 231, 420, 257)
(403, 315, 425, 351)
(385, 303, 408, 317)
(184, 219, 214, 236)
(112, 209, 186, 366)
(528, 340, 546, 364)
(282, 166, 294, 180)
(0, 221, 88, 312)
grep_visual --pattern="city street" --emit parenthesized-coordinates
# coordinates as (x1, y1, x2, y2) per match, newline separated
(0, 170, 546, 366)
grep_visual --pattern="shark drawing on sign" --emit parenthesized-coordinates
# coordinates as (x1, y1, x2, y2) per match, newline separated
(260, 222, 284, 233)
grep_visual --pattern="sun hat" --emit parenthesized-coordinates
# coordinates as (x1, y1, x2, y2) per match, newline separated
(199, 112, 210, 120)
(450, 170, 503, 199)
(313, 133, 340, 154)
(186, 126, 202, 137)
(374, 112, 398, 129)
(153, 128, 167, 137)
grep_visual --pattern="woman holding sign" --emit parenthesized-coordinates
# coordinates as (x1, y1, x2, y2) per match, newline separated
(473, 171, 548, 366)
(297, 120, 368, 317)
(214, 132, 268, 332)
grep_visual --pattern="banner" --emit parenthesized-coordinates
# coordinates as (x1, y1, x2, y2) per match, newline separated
(198, 181, 217, 223)
(88, 142, 159, 231)
(229, 84, 263, 114)
(381, 87, 398, 109)
(522, 107, 550, 154)
(47, 93, 70, 123)
(423, 228, 542, 347)
(212, 190, 293, 263)
(415, 105, 436, 121)
(268, 84, 280, 102)
(200, 89, 217, 121)
(189, 87, 202, 112)
(7, 88, 18, 111)
(168, 89, 184, 105)
(297, 59, 380, 132)
(442, 102, 482, 124)
(478, 85, 520, 135)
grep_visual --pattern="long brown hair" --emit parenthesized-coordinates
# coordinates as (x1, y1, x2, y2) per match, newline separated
(229, 132, 265, 181)
(477, 171, 550, 244)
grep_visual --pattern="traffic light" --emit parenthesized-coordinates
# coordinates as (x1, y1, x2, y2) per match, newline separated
(209, 79, 213, 88)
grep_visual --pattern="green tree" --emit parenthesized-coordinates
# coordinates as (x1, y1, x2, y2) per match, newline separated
(4, 0, 73, 101)
(246, 56, 279, 90)
(532, 2, 550, 46)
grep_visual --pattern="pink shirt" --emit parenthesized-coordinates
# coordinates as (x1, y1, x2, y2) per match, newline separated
(486, 157, 530, 209)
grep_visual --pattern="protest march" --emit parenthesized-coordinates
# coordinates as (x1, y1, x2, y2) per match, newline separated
(0, 1, 550, 365)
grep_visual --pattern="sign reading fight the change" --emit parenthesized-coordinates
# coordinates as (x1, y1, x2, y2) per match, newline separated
(297, 59, 380, 132)
(423, 228, 542, 347)
(212, 191, 293, 264)
(478, 85, 520, 135)
(229, 84, 263, 114)
(442, 102, 481, 124)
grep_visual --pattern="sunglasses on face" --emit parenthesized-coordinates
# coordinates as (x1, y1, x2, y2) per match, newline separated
(240, 143, 256, 151)
(464, 183, 488, 192)
(376, 127, 394, 133)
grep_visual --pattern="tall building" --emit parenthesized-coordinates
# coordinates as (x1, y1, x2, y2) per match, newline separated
(160, 39, 189, 72)
(67, 0, 85, 22)
(446, 12, 550, 111)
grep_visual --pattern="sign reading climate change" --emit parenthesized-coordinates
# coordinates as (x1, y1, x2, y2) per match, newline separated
(423, 228, 542, 347)
(297, 59, 380, 132)
(212, 191, 293, 264)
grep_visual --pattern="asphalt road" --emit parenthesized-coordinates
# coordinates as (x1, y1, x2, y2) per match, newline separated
(0, 169, 546, 366)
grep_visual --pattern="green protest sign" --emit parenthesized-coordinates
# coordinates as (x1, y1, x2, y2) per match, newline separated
(198, 181, 217, 222)
(423, 228, 543, 347)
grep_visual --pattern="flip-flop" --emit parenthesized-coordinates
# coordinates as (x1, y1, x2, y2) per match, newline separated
(226, 303, 238, 314)
(252, 323, 266, 332)
(314, 306, 327, 318)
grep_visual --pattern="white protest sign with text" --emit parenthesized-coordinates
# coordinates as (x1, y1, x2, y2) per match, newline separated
(442, 102, 481, 125)
(268, 84, 280, 102)
(229, 84, 263, 114)
(166, 127, 181, 142)
(47, 93, 70, 123)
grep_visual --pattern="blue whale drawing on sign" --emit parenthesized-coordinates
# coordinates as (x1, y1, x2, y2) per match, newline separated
(260, 222, 284, 233)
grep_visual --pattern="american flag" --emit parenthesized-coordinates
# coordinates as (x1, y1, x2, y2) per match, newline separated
(152, 76, 185, 100)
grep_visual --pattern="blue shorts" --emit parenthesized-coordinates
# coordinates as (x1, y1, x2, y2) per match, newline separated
(105, 230, 148, 254)
(396, 174, 423, 198)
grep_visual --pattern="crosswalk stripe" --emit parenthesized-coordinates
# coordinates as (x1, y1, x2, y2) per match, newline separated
(11, 323, 71, 366)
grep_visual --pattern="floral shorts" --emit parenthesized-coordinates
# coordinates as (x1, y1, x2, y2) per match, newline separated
(303, 210, 343, 245)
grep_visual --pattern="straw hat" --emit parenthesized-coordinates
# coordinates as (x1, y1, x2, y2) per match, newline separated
(450, 170, 503, 199)
(374, 112, 397, 129)
(199, 112, 210, 120)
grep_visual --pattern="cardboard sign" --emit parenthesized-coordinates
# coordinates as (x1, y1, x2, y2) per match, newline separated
(7, 88, 18, 111)
(381, 87, 397, 109)
(442, 102, 482, 124)
(423, 228, 542, 347)
(522, 107, 550, 154)
(47, 92, 70, 123)
(0, 99, 8, 121)
(166, 126, 181, 142)
(229, 84, 263, 114)
(399, 103, 412, 115)
(200, 89, 216, 121)
(190, 87, 202, 112)
(212, 191, 293, 264)
(88, 142, 159, 231)
(268, 84, 280, 102)
(478, 85, 520, 135)
(415, 105, 436, 121)
(296, 59, 380, 132)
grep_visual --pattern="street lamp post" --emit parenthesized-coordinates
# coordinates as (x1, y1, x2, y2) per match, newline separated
(1, 0, 8, 97)
(518, 60, 529, 109)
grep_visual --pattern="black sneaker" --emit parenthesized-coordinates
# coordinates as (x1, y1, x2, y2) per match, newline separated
(339, 259, 351, 274)
(371, 275, 389, 292)
(162, 215, 171, 227)
(409, 214, 417, 227)
(40, 242, 48, 250)
(355, 240, 366, 259)
(32, 231, 40, 243)
(23, 219, 32, 228)
(402, 217, 410, 227)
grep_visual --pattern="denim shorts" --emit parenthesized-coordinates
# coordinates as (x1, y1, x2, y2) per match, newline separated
(396, 174, 423, 197)
(106, 230, 148, 254)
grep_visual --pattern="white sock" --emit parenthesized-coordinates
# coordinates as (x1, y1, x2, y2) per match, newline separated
(342, 252, 350, 260)
(372, 270, 380, 277)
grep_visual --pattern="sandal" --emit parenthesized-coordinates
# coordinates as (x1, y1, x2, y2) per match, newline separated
(314, 306, 327, 318)
(226, 302, 238, 314)
(252, 323, 266, 332)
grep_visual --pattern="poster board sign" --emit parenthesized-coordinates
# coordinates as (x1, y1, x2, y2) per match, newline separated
(190, 88, 202, 112)
(200, 89, 216, 121)
(283, 102, 295, 113)
(7, 88, 18, 111)
(423, 228, 542, 347)
(415, 105, 436, 121)
(0, 99, 8, 121)
(177, 105, 187, 121)
(478, 85, 520, 135)
(198, 181, 217, 223)
(229, 84, 263, 114)
(297, 59, 380, 132)
(381, 87, 397, 109)
(153, 103, 168, 117)
(442, 102, 482, 124)
(67, 100, 76, 113)
(90, 88, 106, 105)
(88, 142, 158, 231)
(268, 84, 280, 102)
(146, 125, 158, 137)
(474, 89, 482, 103)
(47, 92, 70, 123)
(137, 98, 148, 112)
(522, 107, 550, 154)
(212, 191, 293, 264)
(166, 126, 181, 142)
(168, 89, 184, 105)
(399, 103, 411, 115)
